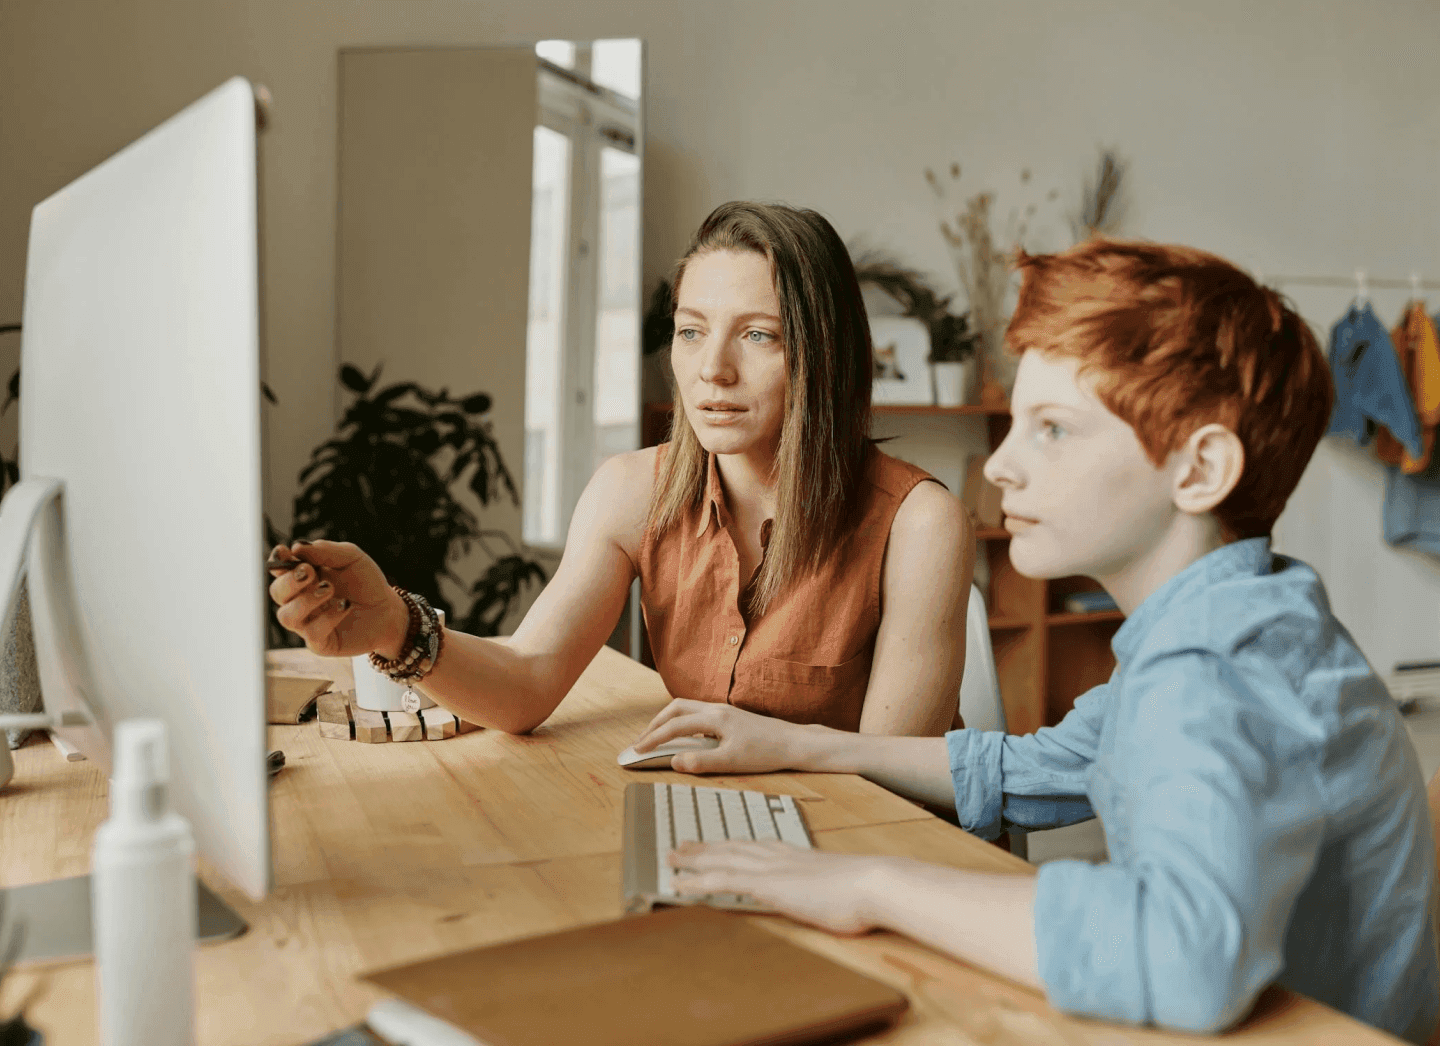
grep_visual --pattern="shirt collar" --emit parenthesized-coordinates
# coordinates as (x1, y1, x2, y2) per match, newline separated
(697, 452, 728, 538)
(695, 453, 775, 550)
(1111, 536, 1273, 664)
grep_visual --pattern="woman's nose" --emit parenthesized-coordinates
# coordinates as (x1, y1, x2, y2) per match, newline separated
(698, 336, 737, 385)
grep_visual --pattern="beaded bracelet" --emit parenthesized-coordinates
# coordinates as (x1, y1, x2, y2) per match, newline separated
(369, 586, 445, 684)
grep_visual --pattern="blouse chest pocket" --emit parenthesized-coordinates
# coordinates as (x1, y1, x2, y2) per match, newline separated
(738, 649, 872, 730)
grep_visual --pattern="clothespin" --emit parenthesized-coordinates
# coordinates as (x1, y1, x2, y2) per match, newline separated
(1355, 269, 1370, 306)
(1410, 272, 1423, 304)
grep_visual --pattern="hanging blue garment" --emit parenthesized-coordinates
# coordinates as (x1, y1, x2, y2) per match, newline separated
(1380, 310, 1440, 558)
(1327, 303, 1423, 459)
(1384, 454, 1440, 556)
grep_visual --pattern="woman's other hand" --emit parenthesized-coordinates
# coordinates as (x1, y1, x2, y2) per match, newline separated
(629, 699, 813, 774)
(267, 539, 406, 659)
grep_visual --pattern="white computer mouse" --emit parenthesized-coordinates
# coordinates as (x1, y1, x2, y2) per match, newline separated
(616, 735, 720, 770)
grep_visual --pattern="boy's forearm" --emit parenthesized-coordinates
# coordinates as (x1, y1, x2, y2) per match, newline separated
(792, 727, 958, 809)
(861, 859, 1043, 992)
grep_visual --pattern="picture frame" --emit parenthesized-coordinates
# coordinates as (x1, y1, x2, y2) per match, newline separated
(869, 316, 932, 405)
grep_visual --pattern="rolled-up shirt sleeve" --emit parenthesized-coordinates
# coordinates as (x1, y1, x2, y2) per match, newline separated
(946, 681, 1111, 839)
(1033, 650, 1325, 1033)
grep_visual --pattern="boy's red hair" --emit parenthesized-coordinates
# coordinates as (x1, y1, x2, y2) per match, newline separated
(1005, 238, 1334, 541)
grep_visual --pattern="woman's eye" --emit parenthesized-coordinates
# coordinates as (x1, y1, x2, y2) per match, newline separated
(744, 329, 776, 344)
(676, 328, 701, 343)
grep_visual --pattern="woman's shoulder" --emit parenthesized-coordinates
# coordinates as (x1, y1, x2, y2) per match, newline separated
(577, 446, 662, 556)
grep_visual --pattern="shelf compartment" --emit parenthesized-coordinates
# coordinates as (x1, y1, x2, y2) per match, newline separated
(1046, 610, 1125, 626)
(987, 615, 1032, 631)
(975, 526, 1009, 541)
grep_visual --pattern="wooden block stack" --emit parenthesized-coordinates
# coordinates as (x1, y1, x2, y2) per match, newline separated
(316, 690, 481, 743)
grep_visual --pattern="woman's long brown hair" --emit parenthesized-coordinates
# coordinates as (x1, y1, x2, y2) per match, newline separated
(647, 202, 874, 615)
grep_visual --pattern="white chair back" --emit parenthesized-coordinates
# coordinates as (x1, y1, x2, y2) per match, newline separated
(957, 584, 1006, 733)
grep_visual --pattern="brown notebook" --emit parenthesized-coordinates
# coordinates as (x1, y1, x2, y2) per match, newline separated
(360, 905, 909, 1046)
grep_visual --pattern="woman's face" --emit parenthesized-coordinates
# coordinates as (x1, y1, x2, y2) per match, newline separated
(671, 249, 788, 462)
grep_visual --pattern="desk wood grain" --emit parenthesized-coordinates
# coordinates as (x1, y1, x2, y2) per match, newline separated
(0, 647, 1404, 1045)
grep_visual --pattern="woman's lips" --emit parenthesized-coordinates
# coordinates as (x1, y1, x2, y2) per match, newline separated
(696, 404, 748, 425)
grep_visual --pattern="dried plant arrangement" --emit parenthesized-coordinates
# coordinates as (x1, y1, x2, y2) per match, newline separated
(1071, 146, 1129, 241)
(925, 163, 1059, 403)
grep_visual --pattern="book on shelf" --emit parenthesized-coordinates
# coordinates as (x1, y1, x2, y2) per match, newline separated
(1386, 662, 1440, 712)
(1062, 591, 1119, 615)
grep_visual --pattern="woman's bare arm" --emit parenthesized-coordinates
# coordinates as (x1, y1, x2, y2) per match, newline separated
(857, 480, 976, 736)
(409, 448, 654, 733)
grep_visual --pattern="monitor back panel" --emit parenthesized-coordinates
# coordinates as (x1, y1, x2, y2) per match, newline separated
(20, 76, 269, 898)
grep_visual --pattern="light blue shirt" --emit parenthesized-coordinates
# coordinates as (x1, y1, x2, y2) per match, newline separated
(947, 538, 1440, 1042)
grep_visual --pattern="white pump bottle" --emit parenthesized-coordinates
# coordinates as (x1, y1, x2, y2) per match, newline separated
(91, 718, 197, 1046)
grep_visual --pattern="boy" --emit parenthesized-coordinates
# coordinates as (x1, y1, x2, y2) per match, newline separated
(637, 238, 1440, 1042)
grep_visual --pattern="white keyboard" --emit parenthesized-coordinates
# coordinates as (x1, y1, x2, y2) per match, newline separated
(621, 782, 813, 914)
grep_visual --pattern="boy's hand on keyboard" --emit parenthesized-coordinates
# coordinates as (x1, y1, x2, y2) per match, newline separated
(631, 700, 806, 774)
(669, 841, 886, 935)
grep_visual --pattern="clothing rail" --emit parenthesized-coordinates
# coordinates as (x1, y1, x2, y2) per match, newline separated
(1253, 270, 1440, 295)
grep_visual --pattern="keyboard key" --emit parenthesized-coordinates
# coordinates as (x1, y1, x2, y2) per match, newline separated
(769, 794, 811, 847)
(653, 784, 674, 897)
(718, 789, 751, 840)
(671, 785, 700, 846)
(742, 790, 780, 841)
(695, 788, 727, 842)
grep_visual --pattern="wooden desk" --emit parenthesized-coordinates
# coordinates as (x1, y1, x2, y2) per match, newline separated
(0, 647, 1402, 1045)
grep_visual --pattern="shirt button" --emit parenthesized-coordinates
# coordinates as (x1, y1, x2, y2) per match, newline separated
(729, 635, 739, 645)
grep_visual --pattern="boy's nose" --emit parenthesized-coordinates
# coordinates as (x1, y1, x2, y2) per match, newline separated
(983, 444, 1021, 489)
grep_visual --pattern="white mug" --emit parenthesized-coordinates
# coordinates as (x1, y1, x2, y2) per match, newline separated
(352, 607, 444, 713)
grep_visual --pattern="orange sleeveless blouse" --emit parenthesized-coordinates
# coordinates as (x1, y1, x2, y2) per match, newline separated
(638, 444, 939, 731)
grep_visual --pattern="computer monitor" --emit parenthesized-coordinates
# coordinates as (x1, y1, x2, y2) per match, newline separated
(2, 76, 270, 947)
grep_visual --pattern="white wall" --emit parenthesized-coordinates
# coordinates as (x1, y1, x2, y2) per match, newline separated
(4, 0, 1439, 660)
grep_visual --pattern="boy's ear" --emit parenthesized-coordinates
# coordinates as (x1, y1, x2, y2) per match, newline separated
(1172, 423, 1245, 515)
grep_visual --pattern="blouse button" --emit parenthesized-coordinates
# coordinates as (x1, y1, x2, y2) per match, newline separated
(729, 635, 739, 645)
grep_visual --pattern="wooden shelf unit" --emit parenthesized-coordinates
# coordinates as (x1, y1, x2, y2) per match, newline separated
(638, 401, 1123, 735)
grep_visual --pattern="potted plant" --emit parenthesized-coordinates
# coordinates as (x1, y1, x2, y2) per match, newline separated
(852, 256, 977, 405)
(928, 311, 980, 407)
(269, 363, 548, 646)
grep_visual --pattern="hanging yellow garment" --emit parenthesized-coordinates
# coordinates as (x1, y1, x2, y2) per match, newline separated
(1375, 303, 1440, 473)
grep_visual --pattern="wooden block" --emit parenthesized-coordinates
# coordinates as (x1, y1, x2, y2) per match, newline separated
(266, 672, 333, 724)
(456, 718, 482, 735)
(316, 691, 352, 741)
(419, 707, 456, 740)
(388, 710, 422, 742)
(352, 706, 389, 744)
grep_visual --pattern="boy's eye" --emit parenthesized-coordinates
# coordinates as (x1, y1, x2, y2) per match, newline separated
(1037, 421, 1067, 442)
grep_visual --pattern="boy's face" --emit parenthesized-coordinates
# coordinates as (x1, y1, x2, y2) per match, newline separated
(984, 349, 1181, 581)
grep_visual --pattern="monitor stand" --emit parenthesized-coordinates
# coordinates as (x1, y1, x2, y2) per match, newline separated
(0, 478, 249, 963)
(1, 874, 247, 966)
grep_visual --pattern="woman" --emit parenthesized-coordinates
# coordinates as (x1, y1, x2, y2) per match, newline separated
(269, 201, 974, 739)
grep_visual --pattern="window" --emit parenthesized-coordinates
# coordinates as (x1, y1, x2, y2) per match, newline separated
(522, 43, 642, 550)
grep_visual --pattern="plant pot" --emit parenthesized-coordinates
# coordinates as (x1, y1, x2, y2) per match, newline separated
(932, 360, 973, 407)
